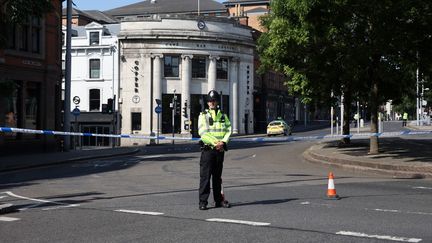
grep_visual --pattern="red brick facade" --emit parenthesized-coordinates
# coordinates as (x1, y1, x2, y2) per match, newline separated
(0, 0, 62, 153)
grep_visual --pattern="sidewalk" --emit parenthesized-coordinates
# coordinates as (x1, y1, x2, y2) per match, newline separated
(303, 134, 432, 179)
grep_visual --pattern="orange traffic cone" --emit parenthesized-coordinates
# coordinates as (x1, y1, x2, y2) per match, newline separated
(327, 172, 340, 200)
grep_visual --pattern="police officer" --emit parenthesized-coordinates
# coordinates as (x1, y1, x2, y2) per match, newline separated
(198, 90, 231, 210)
(402, 112, 408, 127)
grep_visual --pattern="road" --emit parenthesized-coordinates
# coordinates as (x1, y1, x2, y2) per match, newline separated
(1, 126, 431, 242)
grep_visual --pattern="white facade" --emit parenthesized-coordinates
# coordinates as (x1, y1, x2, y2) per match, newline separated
(62, 22, 120, 112)
(119, 16, 255, 145)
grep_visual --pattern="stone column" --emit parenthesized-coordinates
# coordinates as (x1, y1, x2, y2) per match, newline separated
(181, 54, 193, 135)
(229, 57, 239, 134)
(208, 55, 219, 92)
(142, 54, 152, 135)
(152, 54, 163, 135)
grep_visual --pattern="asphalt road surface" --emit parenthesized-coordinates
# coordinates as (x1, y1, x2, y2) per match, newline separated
(1, 127, 431, 242)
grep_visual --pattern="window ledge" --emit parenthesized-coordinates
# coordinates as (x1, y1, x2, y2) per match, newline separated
(85, 78, 105, 82)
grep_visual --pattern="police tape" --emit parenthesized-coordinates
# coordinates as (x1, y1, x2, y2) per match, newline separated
(0, 126, 431, 143)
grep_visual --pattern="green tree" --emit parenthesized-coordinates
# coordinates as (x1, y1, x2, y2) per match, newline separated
(0, 0, 53, 47)
(258, 0, 432, 154)
(0, 0, 53, 93)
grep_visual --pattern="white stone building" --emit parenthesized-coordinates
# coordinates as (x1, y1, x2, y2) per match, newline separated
(62, 22, 120, 147)
(118, 15, 255, 145)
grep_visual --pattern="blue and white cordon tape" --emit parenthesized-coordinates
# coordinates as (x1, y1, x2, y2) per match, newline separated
(0, 127, 431, 143)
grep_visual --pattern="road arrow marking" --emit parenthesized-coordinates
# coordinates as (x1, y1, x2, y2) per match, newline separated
(336, 231, 422, 242)
(206, 218, 270, 226)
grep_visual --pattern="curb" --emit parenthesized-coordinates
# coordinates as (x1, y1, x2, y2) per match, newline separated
(0, 148, 141, 173)
(303, 143, 432, 179)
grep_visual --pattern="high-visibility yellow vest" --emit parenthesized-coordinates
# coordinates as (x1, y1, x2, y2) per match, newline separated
(198, 109, 232, 147)
(403, 112, 408, 120)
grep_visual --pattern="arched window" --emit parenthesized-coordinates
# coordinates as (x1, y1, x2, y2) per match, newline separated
(89, 89, 100, 111)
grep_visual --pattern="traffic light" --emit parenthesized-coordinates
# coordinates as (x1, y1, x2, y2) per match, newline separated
(182, 102, 188, 118)
(175, 101, 181, 114)
(107, 98, 114, 114)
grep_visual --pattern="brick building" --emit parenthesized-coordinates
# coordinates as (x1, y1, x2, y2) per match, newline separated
(0, 0, 63, 153)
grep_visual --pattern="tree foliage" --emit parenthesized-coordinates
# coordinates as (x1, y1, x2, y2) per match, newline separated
(258, 0, 432, 153)
(0, 0, 53, 48)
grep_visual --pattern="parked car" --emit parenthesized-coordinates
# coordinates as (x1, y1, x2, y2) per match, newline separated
(266, 120, 292, 136)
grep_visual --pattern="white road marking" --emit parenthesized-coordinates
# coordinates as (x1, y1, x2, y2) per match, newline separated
(252, 154, 256, 158)
(336, 231, 422, 242)
(2, 191, 77, 211)
(0, 196, 8, 199)
(114, 209, 164, 215)
(406, 211, 432, 216)
(302, 201, 432, 217)
(374, 208, 401, 213)
(42, 204, 80, 211)
(136, 155, 165, 159)
(206, 218, 270, 226)
(373, 208, 432, 216)
(3, 191, 51, 203)
(413, 186, 432, 190)
(0, 216, 20, 222)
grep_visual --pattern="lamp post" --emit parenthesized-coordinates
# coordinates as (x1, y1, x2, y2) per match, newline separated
(172, 89, 176, 145)
(63, 0, 72, 151)
(416, 67, 420, 126)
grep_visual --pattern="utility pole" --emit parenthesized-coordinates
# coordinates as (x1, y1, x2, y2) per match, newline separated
(357, 101, 360, 133)
(172, 90, 176, 145)
(340, 94, 344, 135)
(197, 0, 200, 15)
(416, 66, 420, 126)
(63, 0, 72, 151)
(331, 91, 334, 136)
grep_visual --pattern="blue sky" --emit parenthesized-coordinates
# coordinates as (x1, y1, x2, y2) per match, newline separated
(65, 0, 225, 11)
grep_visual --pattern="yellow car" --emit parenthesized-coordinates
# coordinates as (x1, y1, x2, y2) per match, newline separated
(267, 120, 292, 136)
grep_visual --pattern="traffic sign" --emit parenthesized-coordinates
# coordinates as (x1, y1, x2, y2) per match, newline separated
(72, 107, 80, 116)
(155, 105, 162, 114)
(73, 96, 80, 105)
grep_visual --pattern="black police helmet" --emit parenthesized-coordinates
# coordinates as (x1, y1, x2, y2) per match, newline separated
(207, 90, 220, 102)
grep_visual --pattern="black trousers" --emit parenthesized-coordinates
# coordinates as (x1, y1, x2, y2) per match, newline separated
(199, 149, 224, 205)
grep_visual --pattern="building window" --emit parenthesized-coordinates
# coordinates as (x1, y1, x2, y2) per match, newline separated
(164, 55, 179, 77)
(89, 31, 100, 45)
(217, 58, 228, 80)
(2, 82, 20, 140)
(7, 24, 16, 49)
(18, 24, 29, 51)
(89, 59, 101, 79)
(31, 17, 42, 53)
(192, 57, 206, 78)
(6, 17, 43, 53)
(131, 112, 141, 131)
(89, 89, 100, 111)
(25, 82, 40, 130)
